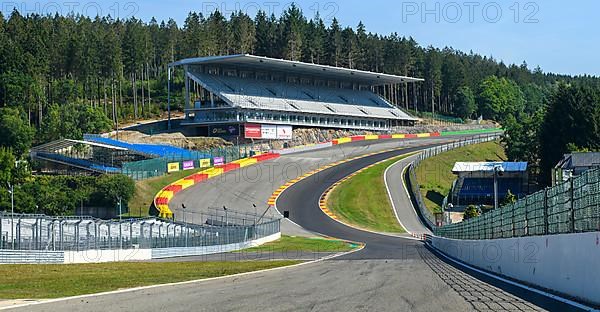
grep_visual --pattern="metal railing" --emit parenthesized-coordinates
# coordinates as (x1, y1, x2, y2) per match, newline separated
(0, 209, 280, 252)
(435, 167, 600, 239)
(406, 133, 502, 229)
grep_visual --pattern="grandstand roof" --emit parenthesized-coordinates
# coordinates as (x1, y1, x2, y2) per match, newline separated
(170, 54, 423, 86)
(452, 162, 528, 173)
(31, 139, 128, 153)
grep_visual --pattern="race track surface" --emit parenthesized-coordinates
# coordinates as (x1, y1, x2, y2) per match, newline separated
(10, 138, 584, 312)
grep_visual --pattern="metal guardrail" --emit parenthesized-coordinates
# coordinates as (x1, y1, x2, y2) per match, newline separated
(0, 250, 64, 264)
(435, 167, 600, 239)
(0, 210, 280, 252)
(406, 134, 502, 229)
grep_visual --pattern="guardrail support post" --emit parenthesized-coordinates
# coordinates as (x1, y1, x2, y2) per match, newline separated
(570, 178, 576, 233)
(543, 188, 549, 235)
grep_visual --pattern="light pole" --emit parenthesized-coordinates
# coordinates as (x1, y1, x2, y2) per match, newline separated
(493, 165, 505, 210)
(117, 196, 123, 249)
(7, 182, 14, 250)
(181, 203, 187, 247)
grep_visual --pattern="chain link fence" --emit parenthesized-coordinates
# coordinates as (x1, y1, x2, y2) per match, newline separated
(0, 210, 280, 252)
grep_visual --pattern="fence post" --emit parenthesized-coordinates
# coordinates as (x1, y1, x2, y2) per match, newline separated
(570, 177, 576, 233)
(543, 187, 549, 235)
(512, 203, 516, 238)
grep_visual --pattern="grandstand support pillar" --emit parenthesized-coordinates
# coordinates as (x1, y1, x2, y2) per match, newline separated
(184, 65, 190, 116)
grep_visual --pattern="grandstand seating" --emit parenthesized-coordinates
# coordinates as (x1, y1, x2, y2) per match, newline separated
(188, 71, 413, 121)
(36, 152, 120, 173)
(457, 178, 524, 198)
(85, 136, 211, 159)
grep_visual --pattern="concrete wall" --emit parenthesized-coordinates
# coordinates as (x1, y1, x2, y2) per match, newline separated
(151, 232, 281, 259)
(62, 233, 281, 264)
(432, 232, 600, 306)
(64, 248, 152, 264)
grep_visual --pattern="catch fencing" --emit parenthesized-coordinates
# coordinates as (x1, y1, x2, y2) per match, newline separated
(434, 167, 600, 239)
(122, 144, 260, 180)
(0, 209, 280, 252)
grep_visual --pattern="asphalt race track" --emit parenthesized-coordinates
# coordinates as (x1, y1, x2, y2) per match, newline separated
(11, 138, 586, 312)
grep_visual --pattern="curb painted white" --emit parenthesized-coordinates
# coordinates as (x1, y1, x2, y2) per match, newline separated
(0, 244, 366, 311)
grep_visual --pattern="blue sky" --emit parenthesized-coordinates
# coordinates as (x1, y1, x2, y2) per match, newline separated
(2, 0, 598, 76)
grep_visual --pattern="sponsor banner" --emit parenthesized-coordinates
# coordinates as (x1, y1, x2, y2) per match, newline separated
(167, 162, 180, 173)
(245, 123, 294, 140)
(276, 125, 293, 140)
(261, 124, 277, 139)
(210, 124, 239, 137)
(183, 160, 195, 170)
(213, 156, 225, 166)
(244, 123, 262, 139)
(199, 158, 211, 168)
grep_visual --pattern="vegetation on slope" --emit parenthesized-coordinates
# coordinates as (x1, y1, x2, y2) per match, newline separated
(415, 141, 506, 213)
(327, 156, 408, 233)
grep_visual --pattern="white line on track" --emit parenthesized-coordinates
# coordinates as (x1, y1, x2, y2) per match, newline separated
(0, 246, 366, 311)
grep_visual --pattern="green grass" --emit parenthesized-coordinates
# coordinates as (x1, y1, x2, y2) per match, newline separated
(127, 169, 204, 217)
(327, 155, 409, 233)
(415, 141, 506, 213)
(0, 261, 300, 299)
(243, 235, 358, 253)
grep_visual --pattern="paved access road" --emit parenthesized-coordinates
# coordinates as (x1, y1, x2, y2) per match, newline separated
(10, 138, 584, 312)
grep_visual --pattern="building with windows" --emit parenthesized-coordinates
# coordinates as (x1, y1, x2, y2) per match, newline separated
(166, 54, 422, 135)
(553, 152, 600, 185)
(450, 162, 529, 206)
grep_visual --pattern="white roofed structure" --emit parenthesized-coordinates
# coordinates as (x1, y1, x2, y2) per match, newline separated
(166, 54, 423, 133)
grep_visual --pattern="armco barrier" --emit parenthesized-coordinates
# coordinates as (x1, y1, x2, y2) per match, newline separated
(153, 153, 281, 218)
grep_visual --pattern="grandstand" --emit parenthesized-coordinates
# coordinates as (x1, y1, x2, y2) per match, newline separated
(168, 54, 421, 133)
(451, 162, 529, 206)
(30, 136, 213, 178)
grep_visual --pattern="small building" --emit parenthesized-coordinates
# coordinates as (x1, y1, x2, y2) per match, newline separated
(450, 162, 529, 206)
(553, 152, 600, 185)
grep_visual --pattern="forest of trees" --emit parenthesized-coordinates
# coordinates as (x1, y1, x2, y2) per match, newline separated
(0, 5, 599, 212)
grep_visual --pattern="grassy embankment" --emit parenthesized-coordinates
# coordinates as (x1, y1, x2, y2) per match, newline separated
(415, 141, 506, 213)
(0, 235, 360, 299)
(244, 235, 358, 253)
(0, 261, 300, 299)
(127, 169, 203, 217)
(327, 155, 409, 233)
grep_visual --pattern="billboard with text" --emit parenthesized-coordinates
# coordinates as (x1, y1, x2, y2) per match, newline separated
(244, 124, 293, 140)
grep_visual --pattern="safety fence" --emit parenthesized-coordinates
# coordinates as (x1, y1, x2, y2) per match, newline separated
(122, 144, 264, 181)
(406, 134, 502, 229)
(0, 209, 280, 252)
(435, 167, 600, 239)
